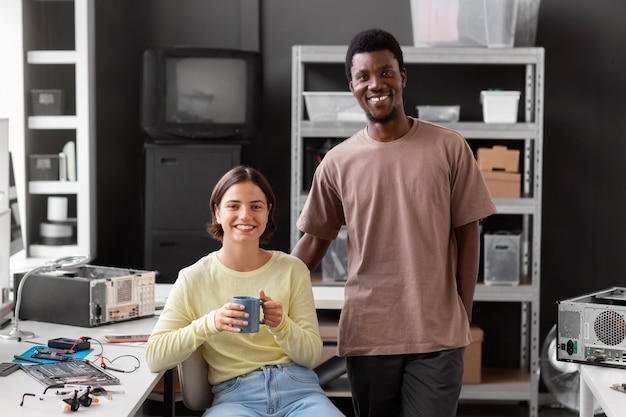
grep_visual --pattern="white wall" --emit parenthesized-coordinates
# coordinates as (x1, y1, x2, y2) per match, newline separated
(0, 0, 26, 262)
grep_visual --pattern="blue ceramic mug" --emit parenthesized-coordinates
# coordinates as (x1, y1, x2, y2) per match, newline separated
(231, 296, 264, 333)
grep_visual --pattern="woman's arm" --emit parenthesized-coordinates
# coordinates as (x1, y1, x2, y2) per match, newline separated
(145, 278, 214, 372)
(266, 260, 324, 368)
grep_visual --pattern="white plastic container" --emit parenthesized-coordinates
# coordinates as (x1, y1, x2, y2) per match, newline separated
(410, 0, 518, 47)
(303, 92, 365, 122)
(417, 105, 460, 122)
(480, 90, 520, 123)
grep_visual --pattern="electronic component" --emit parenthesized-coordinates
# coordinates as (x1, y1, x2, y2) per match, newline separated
(611, 383, 626, 393)
(13, 355, 44, 364)
(558, 287, 626, 369)
(104, 334, 149, 343)
(0, 362, 21, 377)
(15, 265, 155, 327)
(21, 360, 120, 387)
(48, 337, 90, 351)
(32, 348, 73, 362)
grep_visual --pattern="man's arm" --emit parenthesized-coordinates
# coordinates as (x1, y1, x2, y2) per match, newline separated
(291, 233, 332, 272)
(454, 221, 481, 323)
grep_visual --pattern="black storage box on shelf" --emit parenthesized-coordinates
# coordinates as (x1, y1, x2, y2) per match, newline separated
(29, 154, 63, 181)
(31, 89, 65, 115)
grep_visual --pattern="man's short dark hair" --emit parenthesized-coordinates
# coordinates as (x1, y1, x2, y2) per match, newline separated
(345, 28, 404, 80)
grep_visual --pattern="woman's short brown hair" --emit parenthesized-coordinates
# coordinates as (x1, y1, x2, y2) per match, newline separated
(206, 165, 277, 244)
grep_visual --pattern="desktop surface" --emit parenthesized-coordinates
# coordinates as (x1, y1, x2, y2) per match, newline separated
(580, 363, 626, 417)
(0, 316, 162, 416)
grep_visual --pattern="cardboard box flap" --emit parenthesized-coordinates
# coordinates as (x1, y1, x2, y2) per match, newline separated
(470, 325, 484, 343)
(481, 171, 521, 182)
(481, 171, 521, 198)
(477, 146, 519, 173)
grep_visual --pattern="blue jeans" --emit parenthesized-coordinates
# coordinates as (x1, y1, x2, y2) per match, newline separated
(203, 362, 345, 417)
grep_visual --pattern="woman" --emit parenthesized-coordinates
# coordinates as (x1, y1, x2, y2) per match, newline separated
(146, 165, 344, 417)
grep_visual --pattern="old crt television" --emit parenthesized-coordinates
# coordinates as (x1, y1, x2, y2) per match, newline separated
(141, 47, 262, 143)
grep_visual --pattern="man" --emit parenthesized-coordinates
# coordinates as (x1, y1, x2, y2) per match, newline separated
(291, 28, 496, 417)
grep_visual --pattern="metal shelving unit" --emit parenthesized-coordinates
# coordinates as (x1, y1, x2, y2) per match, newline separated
(291, 45, 544, 416)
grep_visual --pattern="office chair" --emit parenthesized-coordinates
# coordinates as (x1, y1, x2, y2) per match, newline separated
(177, 348, 213, 410)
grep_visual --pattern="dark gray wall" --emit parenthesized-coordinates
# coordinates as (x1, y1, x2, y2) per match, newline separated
(94, 0, 626, 362)
(537, 1, 626, 344)
(94, 0, 256, 272)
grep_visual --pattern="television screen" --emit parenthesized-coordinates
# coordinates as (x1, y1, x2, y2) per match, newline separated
(165, 57, 247, 125)
(141, 47, 261, 143)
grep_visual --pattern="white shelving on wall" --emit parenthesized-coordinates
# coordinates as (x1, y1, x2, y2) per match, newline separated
(20, 0, 96, 262)
(291, 45, 544, 416)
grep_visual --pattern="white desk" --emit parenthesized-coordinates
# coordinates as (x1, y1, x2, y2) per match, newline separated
(0, 282, 344, 417)
(579, 364, 626, 417)
(0, 317, 165, 417)
(312, 284, 344, 309)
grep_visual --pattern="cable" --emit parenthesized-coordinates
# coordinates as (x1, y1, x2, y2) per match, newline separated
(86, 337, 104, 359)
(99, 354, 141, 373)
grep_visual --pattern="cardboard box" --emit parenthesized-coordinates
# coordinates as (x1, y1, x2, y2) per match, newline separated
(463, 325, 484, 384)
(478, 146, 521, 198)
(481, 171, 521, 198)
(477, 146, 519, 173)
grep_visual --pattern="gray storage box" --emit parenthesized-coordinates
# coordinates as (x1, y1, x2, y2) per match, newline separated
(31, 89, 65, 115)
(29, 154, 62, 181)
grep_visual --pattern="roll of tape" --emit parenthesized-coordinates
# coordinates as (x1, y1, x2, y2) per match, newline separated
(40, 222, 73, 238)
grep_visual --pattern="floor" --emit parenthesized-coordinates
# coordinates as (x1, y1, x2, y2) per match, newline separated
(137, 394, 604, 417)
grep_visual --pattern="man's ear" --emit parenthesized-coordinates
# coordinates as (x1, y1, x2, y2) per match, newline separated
(348, 80, 354, 92)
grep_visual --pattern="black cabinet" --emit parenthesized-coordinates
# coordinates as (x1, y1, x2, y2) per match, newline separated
(144, 144, 241, 282)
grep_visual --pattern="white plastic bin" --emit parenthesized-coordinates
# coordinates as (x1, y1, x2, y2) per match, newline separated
(417, 105, 460, 122)
(303, 92, 365, 122)
(480, 90, 520, 123)
(410, 0, 518, 47)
